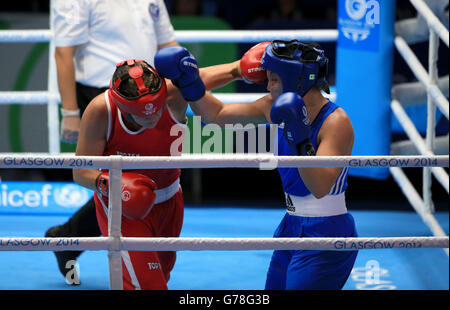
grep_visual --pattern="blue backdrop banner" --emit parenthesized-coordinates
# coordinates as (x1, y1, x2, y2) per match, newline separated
(336, 0, 396, 179)
(0, 181, 93, 215)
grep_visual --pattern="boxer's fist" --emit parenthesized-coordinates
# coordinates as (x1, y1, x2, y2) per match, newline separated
(96, 172, 158, 220)
(270, 92, 315, 156)
(60, 115, 80, 144)
(240, 42, 270, 84)
(154, 46, 205, 101)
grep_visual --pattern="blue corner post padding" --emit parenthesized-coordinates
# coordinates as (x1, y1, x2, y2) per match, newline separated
(336, 0, 396, 179)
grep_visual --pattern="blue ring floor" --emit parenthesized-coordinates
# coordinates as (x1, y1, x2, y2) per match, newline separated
(0, 207, 448, 290)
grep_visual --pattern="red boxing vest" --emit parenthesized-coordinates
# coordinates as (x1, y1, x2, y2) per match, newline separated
(103, 90, 186, 189)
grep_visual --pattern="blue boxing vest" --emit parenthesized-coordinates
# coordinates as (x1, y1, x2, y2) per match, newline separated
(277, 100, 349, 197)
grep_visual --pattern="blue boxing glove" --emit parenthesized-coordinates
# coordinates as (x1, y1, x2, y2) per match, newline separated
(154, 46, 205, 102)
(270, 92, 316, 156)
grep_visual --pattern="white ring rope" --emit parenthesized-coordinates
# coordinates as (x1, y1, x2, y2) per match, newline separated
(394, 36, 449, 119)
(1, 154, 446, 253)
(0, 155, 447, 254)
(0, 91, 57, 105)
(391, 100, 449, 192)
(0, 154, 448, 169)
(0, 29, 52, 42)
(0, 29, 338, 43)
(0, 91, 337, 105)
(409, 0, 450, 47)
(0, 237, 447, 252)
(173, 30, 338, 43)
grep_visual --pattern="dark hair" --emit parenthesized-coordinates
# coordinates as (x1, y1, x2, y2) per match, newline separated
(301, 42, 323, 61)
(112, 62, 161, 98)
(301, 42, 330, 94)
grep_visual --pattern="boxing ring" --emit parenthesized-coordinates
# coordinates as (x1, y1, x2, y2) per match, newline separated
(0, 0, 449, 290)
(0, 154, 448, 290)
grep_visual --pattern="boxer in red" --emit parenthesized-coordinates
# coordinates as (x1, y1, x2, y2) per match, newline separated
(73, 59, 205, 290)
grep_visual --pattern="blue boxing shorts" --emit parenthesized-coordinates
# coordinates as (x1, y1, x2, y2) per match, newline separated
(265, 212, 358, 290)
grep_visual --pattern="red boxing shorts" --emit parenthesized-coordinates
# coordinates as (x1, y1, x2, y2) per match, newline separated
(94, 187, 184, 290)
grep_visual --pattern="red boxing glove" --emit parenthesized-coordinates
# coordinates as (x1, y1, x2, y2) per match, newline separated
(96, 172, 158, 220)
(240, 42, 271, 84)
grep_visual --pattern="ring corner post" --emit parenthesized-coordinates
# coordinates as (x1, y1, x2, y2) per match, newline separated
(336, 0, 396, 180)
(47, 0, 61, 155)
(108, 155, 123, 290)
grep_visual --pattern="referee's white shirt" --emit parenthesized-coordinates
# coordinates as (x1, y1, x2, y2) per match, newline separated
(52, 0, 176, 88)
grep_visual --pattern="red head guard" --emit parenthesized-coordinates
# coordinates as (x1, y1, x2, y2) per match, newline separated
(109, 59, 167, 117)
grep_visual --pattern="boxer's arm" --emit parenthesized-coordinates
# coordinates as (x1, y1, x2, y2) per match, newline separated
(157, 40, 179, 50)
(199, 61, 241, 91)
(190, 42, 271, 125)
(73, 95, 108, 191)
(299, 109, 354, 198)
(166, 60, 242, 122)
(191, 92, 271, 127)
(55, 46, 78, 111)
(55, 46, 81, 143)
(156, 45, 272, 126)
(198, 42, 269, 91)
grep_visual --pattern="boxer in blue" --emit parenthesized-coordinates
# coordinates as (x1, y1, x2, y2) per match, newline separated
(154, 40, 358, 290)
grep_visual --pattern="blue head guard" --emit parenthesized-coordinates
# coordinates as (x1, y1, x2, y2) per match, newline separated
(261, 40, 330, 97)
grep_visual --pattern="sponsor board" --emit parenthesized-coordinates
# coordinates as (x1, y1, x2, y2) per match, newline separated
(338, 0, 381, 51)
(0, 181, 93, 215)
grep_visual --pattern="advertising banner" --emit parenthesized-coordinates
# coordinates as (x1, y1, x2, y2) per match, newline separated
(0, 181, 93, 215)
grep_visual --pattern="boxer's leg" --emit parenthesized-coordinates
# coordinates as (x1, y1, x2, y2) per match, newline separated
(94, 193, 168, 290)
(149, 189, 184, 283)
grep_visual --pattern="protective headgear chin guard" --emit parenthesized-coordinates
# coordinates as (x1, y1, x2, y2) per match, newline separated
(109, 59, 167, 117)
(261, 40, 330, 97)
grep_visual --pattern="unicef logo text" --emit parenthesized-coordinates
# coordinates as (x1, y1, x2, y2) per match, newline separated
(53, 184, 90, 208)
(345, 0, 380, 25)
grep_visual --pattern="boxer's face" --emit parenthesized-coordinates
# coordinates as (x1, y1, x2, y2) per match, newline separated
(128, 103, 166, 129)
(267, 71, 283, 100)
